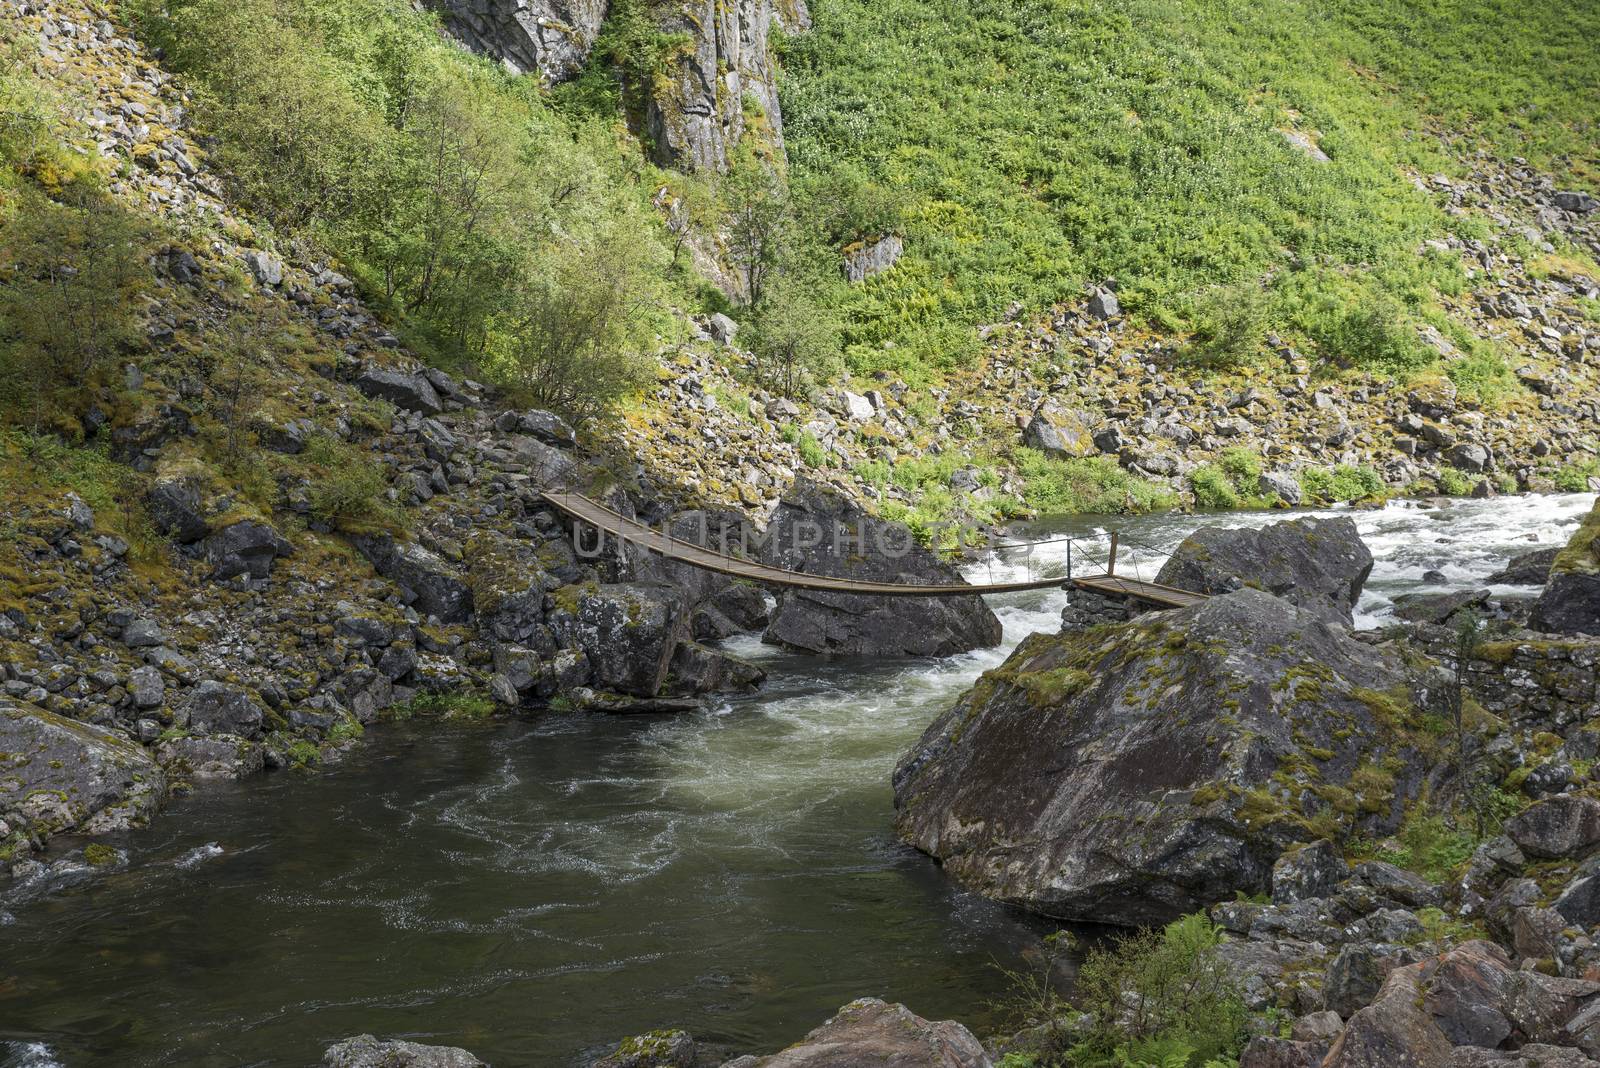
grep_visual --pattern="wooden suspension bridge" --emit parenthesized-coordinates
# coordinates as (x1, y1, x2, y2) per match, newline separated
(541, 492, 1207, 610)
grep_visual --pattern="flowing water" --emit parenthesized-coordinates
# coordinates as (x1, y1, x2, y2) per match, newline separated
(1, 494, 1592, 1068)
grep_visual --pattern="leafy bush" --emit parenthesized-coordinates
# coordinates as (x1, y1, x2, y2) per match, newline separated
(1180, 285, 1270, 370)
(302, 434, 405, 534)
(796, 431, 828, 468)
(1554, 459, 1599, 493)
(1299, 464, 1384, 504)
(1070, 914, 1247, 1066)
(1436, 467, 1475, 496)
(1188, 465, 1240, 510)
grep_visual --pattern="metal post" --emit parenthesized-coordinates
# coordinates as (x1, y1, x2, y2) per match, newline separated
(1107, 532, 1119, 576)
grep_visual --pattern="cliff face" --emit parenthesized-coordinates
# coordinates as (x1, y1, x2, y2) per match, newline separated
(436, 0, 809, 171)
(433, 0, 609, 81)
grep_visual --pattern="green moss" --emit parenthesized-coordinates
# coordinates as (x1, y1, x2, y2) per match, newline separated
(82, 842, 120, 866)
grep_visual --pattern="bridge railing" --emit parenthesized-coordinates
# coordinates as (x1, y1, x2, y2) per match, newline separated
(984, 530, 1178, 587)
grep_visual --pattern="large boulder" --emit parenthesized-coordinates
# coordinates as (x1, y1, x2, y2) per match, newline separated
(760, 480, 1002, 657)
(892, 589, 1428, 925)
(432, 0, 606, 82)
(323, 1035, 485, 1068)
(1533, 501, 1600, 635)
(0, 699, 165, 859)
(1156, 516, 1374, 626)
(354, 368, 443, 415)
(1505, 796, 1600, 861)
(353, 535, 475, 624)
(1022, 406, 1097, 460)
(546, 583, 689, 697)
(181, 681, 266, 738)
(200, 519, 293, 581)
(625, 509, 770, 640)
(749, 998, 991, 1067)
(1488, 548, 1560, 587)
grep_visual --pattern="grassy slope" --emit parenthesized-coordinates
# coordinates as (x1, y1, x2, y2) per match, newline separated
(778, 0, 1600, 376)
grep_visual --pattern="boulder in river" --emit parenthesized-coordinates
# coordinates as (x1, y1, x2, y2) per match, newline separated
(893, 588, 1430, 926)
(745, 997, 992, 1067)
(1, 698, 165, 858)
(1533, 500, 1600, 635)
(1488, 547, 1560, 587)
(1155, 516, 1374, 626)
(760, 480, 1002, 657)
(323, 1034, 485, 1068)
(547, 582, 689, 697)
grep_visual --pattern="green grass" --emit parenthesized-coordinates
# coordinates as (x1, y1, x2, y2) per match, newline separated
(779, 0, 1599, 377)
(1300, 463, 1384, 504)
(1018, 450, 1178, 516)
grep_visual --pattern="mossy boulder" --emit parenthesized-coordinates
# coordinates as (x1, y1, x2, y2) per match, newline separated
(1532, 498, 1600, 635)
(0, 698, 165, 857)
(546, 583, 688, 697)
(1155, 515, 1374, 626)
(893, 589, 1431, 926)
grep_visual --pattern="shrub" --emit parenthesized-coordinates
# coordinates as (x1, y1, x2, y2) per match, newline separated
(1180, 284, 1269, 370)
(1188, 464, 1240, 509)
(1436, 467, 1474, 496)
(302, 434, 405, 534)
(796, 431, 828, 468)
(1299, 464, 1384, 504)
(1019, 451, 1178, 516)
(1070, 914, 1247, 1066)
(1554, 460, 1599, 493)
(748, 279, 843, 397)
(1311, 300, 1430, 374)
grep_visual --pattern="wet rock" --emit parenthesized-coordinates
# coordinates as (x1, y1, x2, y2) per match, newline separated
(547, 583, 688, 697)
(761, 480, 1001, 657)
(157, 736, 265, 781)
(1505, 796, 1600, 860)
(1533, 502, 1600, 635)
(749, 997, 991, 1067)
(355, 368, 443, 415)
(201, 519, 293, 581)
(1273, 839, 1350, 904)
(1392, 589, 1491, 626)
(893, 589, 1425, 925)
(0, 699, 165, 856)
(182, 681, 266, 738)
(593, 1028, 695, 1068)
(1155, 516, 1374, 626)
(1489, 548, 1560, 587)
(323, 1034, 485, 1068)
(353, 535, 475, 624)
(668, 641, 765, 694)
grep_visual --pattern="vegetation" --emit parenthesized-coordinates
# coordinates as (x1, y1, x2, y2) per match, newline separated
(779, 0, 1598, 377)
(1189, 449, 1267, 510)
(1019, 452, 1178, 516)
(1299, 464, 1384, 504)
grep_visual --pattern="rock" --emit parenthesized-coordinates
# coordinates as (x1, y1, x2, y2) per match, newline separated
(668, 641, 765, 694)
(840, 390, 875, 422)
(128, 665, 165, 709)
(1323, 958, 1453, 1068)
(200, 519, 293, 581)
(1023, 408, 1094, 459)
(593, 1029, 695, 1068)
(182, 681, 266, 738)
(547, 583, 688, 697)
(146, 473, 211, 543)
(842, 235, 904, 282)
(1156, 516, 1374, 626)
(157, 736, 265, 781)
(353, 535, 475, 624)
(1533, 501, 1600, 635)
(1294, 1011, 1347, 1043)
(1280, 128, 1331, 162)
(1505, 796, 1600, 860)
(1241, 1036, 1330, 1068)
(751, 998, 991, 1067)
(1446, 443, 1492, 474)
(0, 699, 165, 856)
(893, 589, 1425, 925)
(243, 249, 283, 286)
(707, 312, 739, 342)
(1488, 548, 1560, 587)
(1260, 470, 1304, 506)
(518, 409, 576, 448)
(1452, 1047, 1600, 1067)
(122, 617, 165, 648)
(1325, 943, 1421, 1019)
(355, 368, 444, 415)
(1088, 286, 1120, 319)
(1555, 191, 1600, 214)
(1392, 589, 1491, 626)
(1554, 873, 1600, 928)
(323, 1034, 485, 1068)
(692, 580, 770, 640)
(1349, 860, 1442, 908)
(761, 480, 1002, 657)
(1273, 839, 1350, 904)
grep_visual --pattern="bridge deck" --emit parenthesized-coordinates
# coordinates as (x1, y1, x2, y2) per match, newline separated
(541, 492, 1205, 609)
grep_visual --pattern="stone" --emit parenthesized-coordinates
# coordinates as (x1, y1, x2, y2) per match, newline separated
(1349, 860, 1442, 908)
(1293, 1011, 1347, 1043)
(842, 235, 904, 282)
(593, 1029, 695, 1068)
(752, 998, 991, 1067)
(1155, 516, 1374, 626)
(761, 480, 1002, 658)
(182, 681, 266, 738)
(1023, 408, 1094, 459)
(1088, 286, 1120, 319)
(1451, 1047, 1600, 1067)
(1488, 548, 1560, 587)
(1392, 589, 1491, 626)
(708, 313, 739, 342)
(1323, 959, 1452, 1068)
(1241, 1036, 1329, 1068)
(1259, 470, 1304, 506)
(128, 665, 164, 709)
(353, 535, 475, 624)
(1273, 839, 1350, 904)
(893, 589, 1426, 925)
(122, 617, 165, 648)
(200, 519, 293, 581)
(668, 641, 765, 694)
(243, 249, 283, 286)
(1325, 943, 1420, 1019)
(518, 409, 576, 448)
(1505, 795, 1600, 860)
(146, 474, 210, 543)
(0, 699, 165, 856)
(323, 1034, 485, 1068)
(157, 736, 265, 781)
(1555, 191, 1600, 214)
(546, 583, 687, 697)
(355, 368, 444, 415)
(1446, 443, 1492, 473)
(1533, 501, 1600, 635)
(841, 390, 875, 422)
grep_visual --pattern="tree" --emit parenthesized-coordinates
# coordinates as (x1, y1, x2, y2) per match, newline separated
(489, 222, 665, 425)
(721, 157, 790, 308)
(0, 182, 148, 430)
(748, 280, 841, 398)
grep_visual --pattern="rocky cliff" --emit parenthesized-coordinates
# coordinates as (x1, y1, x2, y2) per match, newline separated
(433, 0, 608, 81)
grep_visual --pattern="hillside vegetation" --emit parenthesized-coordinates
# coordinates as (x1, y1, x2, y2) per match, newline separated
(780, 0, 1600, 377)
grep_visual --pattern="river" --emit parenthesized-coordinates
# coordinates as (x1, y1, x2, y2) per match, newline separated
(1, 493, 1591, 1067)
